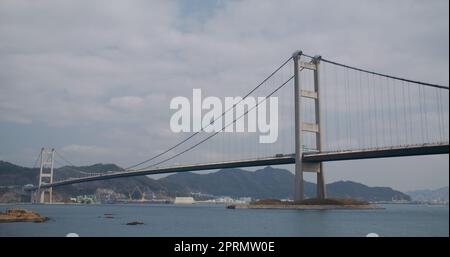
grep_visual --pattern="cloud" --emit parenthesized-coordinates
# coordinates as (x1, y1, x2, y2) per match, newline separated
(109, 96, 144, 110)
(61, 144, 116, 157)
(59, 144, 131, 165)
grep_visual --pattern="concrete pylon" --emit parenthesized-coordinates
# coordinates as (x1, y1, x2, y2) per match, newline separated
(293, 51, 304, 201)
(293, 52, 326, 201)
(37, 148, 55, 204)
(312, 56, 326, 200)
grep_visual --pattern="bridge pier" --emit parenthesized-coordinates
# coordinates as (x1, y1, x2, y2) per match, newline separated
(316, 163, 326, 199)
(30, 190, 36, 204)
(38, 188, 53, 204)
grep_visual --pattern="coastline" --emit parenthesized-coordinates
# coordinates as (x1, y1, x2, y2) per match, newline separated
(0, 209, 49, 223)
(228, 204, 383, 210)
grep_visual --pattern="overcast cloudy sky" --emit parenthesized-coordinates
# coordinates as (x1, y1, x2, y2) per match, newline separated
(0, 0, 448, 191)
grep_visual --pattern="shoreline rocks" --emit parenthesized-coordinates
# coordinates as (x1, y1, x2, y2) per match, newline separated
(227, 198, 384, 210)
(103, 213, 115, 219)
(0, 208, 49, 223)
(228, 204, 383, 210)
(126, 221, 144, 225)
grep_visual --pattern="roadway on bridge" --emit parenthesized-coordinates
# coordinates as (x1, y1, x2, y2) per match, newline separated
(31, 143, 448, 190)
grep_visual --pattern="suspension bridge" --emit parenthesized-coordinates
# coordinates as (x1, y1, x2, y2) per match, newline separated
(29, 50, 449, 204)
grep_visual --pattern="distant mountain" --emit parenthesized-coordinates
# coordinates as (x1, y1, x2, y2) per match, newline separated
(160, 167, 307, 199)
(406, 187, 449, 202)
(0, 161, 189, 202)
(161, 166, 410, 201)
(0, 161, 410, 202)
(0, 160, 39, 186)
(327, 181, 410, 202)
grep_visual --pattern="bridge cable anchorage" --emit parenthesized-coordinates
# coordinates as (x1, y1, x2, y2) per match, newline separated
(301, 53, 449, 90)
(135, 74, 296, 171)
(124, 55, 294, 171)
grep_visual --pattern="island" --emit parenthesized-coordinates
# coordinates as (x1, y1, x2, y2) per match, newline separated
(0, 208, 49, 223)
(227, 198, 383, 210)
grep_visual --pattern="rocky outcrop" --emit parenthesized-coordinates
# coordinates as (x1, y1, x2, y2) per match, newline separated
(228, 198, 383, 210)
(126, 221, 144, 225)
(0, 209, 49, 223)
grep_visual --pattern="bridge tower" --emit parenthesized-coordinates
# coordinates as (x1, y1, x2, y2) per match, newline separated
(293, 51, 326, 201)
(36, 148, 55, 204)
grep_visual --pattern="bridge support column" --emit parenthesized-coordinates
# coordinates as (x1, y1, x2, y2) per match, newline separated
(37, 148, 55, 204)
(293, 52, 326, 201)
(30, 190, 36, 204)
(316, 163, 326, 199)
(293, 51, 304, 201)
(312, 56, 326, 200)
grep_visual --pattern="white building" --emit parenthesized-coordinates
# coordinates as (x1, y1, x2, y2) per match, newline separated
(174, 197, 195, 204)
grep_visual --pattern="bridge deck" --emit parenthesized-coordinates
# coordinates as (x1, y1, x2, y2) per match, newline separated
(303, 143, 449, 162)
(31, 143, 448, 190)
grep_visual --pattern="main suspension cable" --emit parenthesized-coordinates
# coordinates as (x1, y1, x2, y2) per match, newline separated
(301, 52, 448, 90)
(125, 55, 293, 170)
(136, 74, 296, 171)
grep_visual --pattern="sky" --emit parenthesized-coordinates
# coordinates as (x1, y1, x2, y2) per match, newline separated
(0, 0, 448, 191)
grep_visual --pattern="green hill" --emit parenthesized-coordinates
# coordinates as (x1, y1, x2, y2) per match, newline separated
(0, 161, 410, 202)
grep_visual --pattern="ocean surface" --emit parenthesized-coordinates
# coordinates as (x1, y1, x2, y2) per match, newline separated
(0, 203, 448, 237)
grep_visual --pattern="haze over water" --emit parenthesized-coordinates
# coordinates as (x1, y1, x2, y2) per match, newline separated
(0, 204, 448, 237)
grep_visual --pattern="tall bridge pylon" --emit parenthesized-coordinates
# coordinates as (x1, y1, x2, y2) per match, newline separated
(293, 51, 326, 201)
(35, 148, 55, 204)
